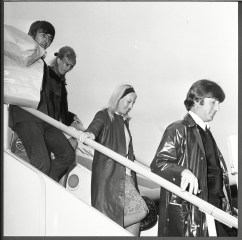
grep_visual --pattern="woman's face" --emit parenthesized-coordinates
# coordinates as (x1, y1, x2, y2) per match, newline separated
(117, 92, 137, 115)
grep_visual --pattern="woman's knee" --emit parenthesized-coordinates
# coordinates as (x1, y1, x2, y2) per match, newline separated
(125, 222, 140, 236)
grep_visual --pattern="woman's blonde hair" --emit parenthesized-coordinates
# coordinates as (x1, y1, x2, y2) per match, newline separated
(106, 84, 135, 121)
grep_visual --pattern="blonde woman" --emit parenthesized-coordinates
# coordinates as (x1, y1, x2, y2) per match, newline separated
(85, 84, 148, 236)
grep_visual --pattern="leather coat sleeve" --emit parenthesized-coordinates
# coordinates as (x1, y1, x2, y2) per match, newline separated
(86, 111, 105, 139)
(150, 125, 186, 187)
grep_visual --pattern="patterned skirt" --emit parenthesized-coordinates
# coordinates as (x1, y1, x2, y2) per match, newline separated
(124, 174, 148, 215)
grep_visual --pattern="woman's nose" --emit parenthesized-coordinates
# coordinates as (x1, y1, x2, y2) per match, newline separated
(129, 103, 134, 110)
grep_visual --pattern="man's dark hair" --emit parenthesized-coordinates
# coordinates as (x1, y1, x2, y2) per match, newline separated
(184, 79, 225, 111)
(28, 20, 55, 42)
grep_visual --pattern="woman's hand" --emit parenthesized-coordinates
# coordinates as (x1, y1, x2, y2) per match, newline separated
(79, 131, 95, 143)
(84, 132, 95, 140)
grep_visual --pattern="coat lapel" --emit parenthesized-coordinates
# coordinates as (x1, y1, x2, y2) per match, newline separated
(184, 113, 205, 155)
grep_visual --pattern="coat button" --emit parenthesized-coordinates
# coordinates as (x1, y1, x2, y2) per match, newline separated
(173, 178, 175, 181)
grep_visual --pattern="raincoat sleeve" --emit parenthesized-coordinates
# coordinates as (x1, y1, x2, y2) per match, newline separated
(150, 126, 186, 187)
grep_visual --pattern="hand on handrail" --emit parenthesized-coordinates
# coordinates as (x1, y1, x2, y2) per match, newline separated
(71, 115, 85, 131)
(181, 169, 200, 195)
(79, 131, 95, 143)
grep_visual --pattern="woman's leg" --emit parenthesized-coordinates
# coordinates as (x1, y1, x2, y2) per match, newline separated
(125, 222, 140, 236)
(124, 210, 148, 236)
(123, 174, 148, 236)
(124, 210, 148, 227)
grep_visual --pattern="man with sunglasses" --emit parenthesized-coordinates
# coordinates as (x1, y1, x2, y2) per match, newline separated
(150, 79, 237, 237)
(9, 21, 79, 182)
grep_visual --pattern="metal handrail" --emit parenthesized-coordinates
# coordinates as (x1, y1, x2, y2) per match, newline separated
(12, 107, 236, 229)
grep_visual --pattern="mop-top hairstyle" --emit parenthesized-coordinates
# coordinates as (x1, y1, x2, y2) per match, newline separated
(184, 79, 225, 111)
(28, 20, 55, 42)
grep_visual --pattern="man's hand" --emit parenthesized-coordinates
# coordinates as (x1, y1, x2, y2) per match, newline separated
(71, 116, 85, 131)
(181, 169, 200, 195)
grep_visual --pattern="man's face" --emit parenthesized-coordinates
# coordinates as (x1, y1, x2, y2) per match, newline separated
(33, 30, 53, 49)
(117, 92, 137, 115)
(195, 97, 220, 122)
(57, 57, 75, 75)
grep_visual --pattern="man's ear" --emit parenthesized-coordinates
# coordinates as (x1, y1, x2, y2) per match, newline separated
(193, 100, 200, 108)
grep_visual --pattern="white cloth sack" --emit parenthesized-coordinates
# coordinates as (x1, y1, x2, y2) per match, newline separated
(4, 24, 46, 108)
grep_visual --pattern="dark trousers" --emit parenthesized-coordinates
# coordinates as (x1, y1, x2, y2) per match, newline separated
(215, 220, 237, 237)
(210, 200, 237, 237)
(12, 120, 75, 181)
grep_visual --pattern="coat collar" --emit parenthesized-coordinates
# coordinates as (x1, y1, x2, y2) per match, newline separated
(188, 111, 210, 131)
(183, 113, 196, 128)
(184, 113, 206, 155)
(49, 60, 66, 84)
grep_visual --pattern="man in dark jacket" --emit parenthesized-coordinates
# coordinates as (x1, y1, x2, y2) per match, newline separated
(150, 79, 237, 237)
(47, 46, 84, 182)
(9, 21, 81, 182)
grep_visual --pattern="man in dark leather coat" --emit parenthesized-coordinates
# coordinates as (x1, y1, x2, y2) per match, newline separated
(150, 79, 237, 237)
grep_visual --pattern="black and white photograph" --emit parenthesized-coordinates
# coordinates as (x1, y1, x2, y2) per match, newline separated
(3, 1, 239, 237)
